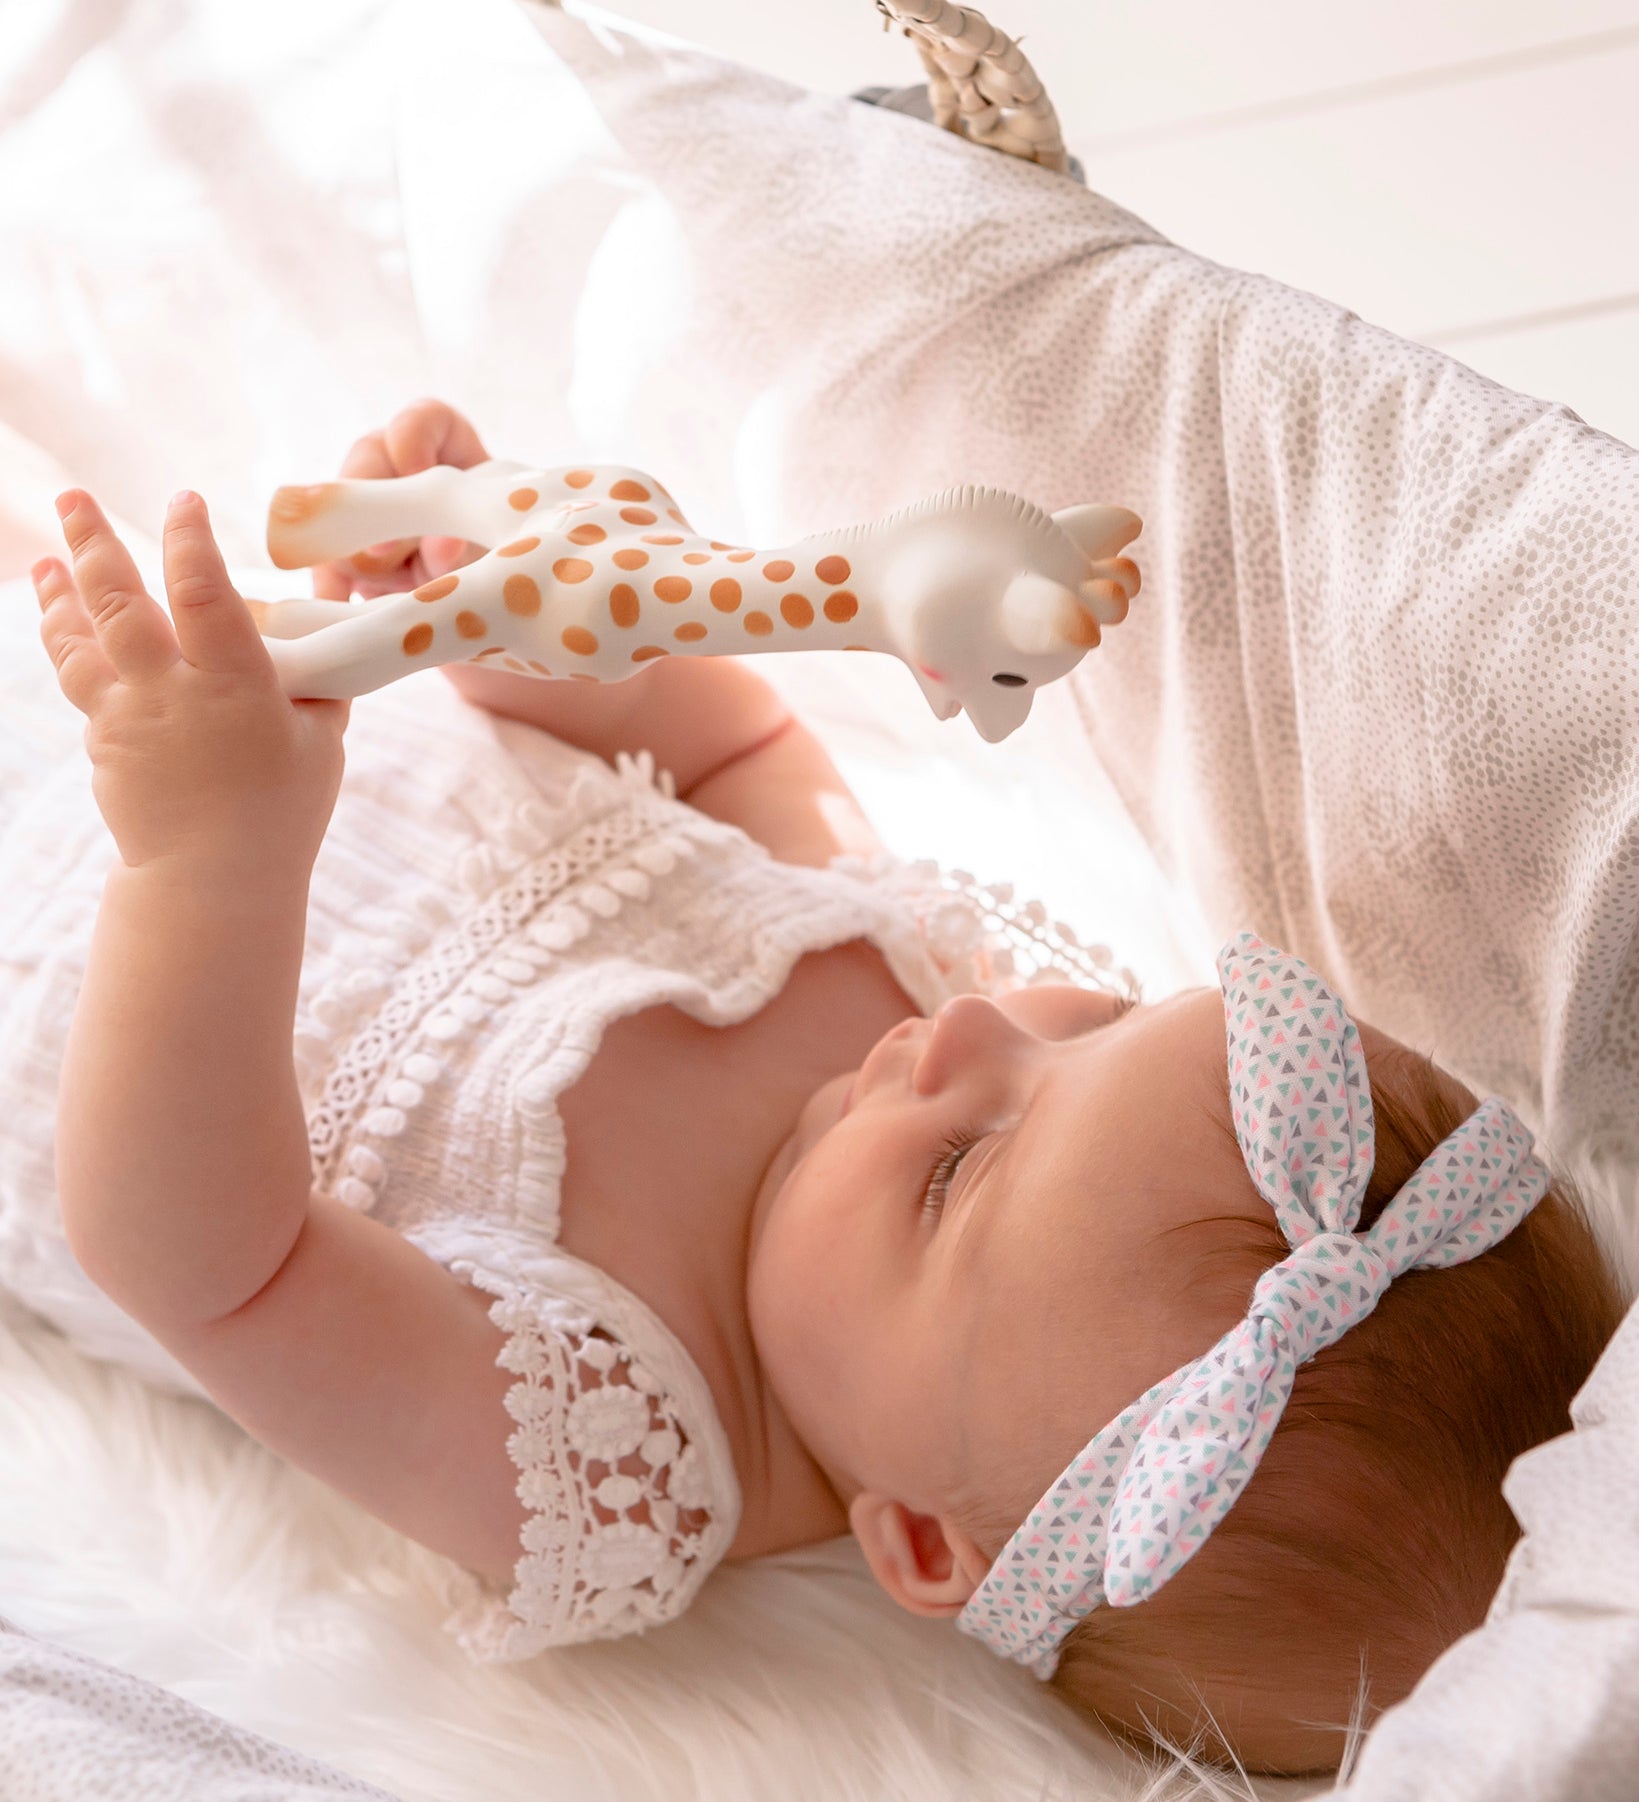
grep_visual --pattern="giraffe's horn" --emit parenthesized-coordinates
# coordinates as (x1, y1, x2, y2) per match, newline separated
(1050, 503, 1142, 562)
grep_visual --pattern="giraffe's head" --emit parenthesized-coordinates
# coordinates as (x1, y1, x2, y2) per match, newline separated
(878, 493, 1143, 743)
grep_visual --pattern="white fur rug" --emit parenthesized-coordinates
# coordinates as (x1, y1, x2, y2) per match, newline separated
(0, 1285, 1334, 1802)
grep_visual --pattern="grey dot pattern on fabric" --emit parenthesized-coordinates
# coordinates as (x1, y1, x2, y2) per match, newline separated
(0, 1617, 404, 1802)
(516, 0, 1639, 1195)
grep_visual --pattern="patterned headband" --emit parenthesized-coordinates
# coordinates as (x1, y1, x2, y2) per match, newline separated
(955, 930, 1551, 1679)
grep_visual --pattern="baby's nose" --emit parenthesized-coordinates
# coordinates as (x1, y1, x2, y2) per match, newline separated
(913, 994, 1023, 1093)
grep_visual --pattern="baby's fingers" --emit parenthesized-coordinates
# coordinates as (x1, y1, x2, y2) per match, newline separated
(55, 491, 177, 683)
(32, 556, 118, 717)
(162, 491, 271, 676)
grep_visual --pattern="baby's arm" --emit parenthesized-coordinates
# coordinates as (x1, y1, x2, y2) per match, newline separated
(446, 653, 884, 867)
(56, 835, 536, 1589)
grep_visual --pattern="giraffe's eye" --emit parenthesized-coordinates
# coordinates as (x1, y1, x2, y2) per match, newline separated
(991, 672, 1027, 687)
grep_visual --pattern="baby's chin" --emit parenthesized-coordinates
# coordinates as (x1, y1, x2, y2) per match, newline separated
(747, 1069, 855, 1259)
(784, 1068, 854, 1178)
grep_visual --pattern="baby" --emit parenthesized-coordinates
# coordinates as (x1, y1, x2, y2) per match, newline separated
(14, 398, 1625, 1778)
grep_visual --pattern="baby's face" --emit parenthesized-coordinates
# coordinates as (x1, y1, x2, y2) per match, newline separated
(744, 982, 1269, 1532)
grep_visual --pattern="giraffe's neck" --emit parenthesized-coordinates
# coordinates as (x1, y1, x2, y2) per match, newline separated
(606, 519, 897, 659)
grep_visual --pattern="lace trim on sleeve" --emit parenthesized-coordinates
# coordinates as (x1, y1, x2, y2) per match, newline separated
(436, 1259, 731, 1660)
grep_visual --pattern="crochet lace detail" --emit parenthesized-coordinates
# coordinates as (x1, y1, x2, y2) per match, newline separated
(295, 748, 726, 1205)
(828, 851, 1143, 1009)
(434, 1255, 729, 1659)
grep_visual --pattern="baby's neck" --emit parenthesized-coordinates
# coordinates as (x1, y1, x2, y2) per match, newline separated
(720, 1124, 853, 1561)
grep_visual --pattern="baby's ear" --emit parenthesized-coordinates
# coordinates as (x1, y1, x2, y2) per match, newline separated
(848, 1492, 989, 1617)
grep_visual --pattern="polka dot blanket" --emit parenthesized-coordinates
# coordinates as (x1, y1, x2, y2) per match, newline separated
(497, 0, 1639, 1250)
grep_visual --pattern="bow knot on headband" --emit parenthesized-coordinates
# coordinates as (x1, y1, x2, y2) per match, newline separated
(956, 931, 1549, 1678)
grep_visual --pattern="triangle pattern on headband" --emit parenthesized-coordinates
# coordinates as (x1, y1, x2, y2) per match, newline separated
(954, 929, 1553, 1679)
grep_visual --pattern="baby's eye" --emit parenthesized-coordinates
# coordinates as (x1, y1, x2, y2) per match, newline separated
(922, 1127, 981, 1218)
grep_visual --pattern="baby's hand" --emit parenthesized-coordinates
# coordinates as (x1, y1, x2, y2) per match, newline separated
(311, 398, 493, 602)
(33, 489, 350, 891)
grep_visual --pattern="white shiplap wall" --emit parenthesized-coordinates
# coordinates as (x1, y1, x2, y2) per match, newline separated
(605, 0, 1639, 451)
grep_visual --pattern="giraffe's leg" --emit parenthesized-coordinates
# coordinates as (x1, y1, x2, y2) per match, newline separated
(243, 596, 367, 640)
(265, 461, 535, 572)
(258, 591, 475, 700)
(258, 538, 576, 700)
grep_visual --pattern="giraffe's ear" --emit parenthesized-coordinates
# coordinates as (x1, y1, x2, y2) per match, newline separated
(1001, 573, 1099, 656)
(1051, 504, 1142, 563)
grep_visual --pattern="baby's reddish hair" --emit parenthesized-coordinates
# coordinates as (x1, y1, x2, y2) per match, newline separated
(961, 1044, 1626, 1776)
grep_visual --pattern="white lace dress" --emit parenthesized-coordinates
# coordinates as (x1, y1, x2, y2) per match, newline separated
(0, 667, 1134, 1660)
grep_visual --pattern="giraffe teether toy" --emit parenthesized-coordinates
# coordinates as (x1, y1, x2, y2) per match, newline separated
(254, 460, 1141, 743)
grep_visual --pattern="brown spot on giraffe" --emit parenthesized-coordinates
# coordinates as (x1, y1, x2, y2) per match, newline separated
(763, 559, 795, 582)
(726, 550, 755, 563)
(667, 510, 686, 525)
(743, 611, 773, 637)
(610, 480, 650, 502)
(710, 579, 741, 613)
(455, 611, 487, 639)
(709, 541, 735, 552)
(620, 507, 656, 525)
(554, 558, 594, 583)
(1085, 577, 1129, 624)
(654, 576, 691, 603)
(509, 487, 540, 511)
(780, 594, 814, 629)
(568, 523, 607, 545)
(568, 672, 599, 683)
(504, 575, 541, 616)
(498, 537, 540, 557)
(682, 552, 711, 565)
(1065, 607, 1102, 647)
(823, 591, 859, 623)
(402, 623, 433, 656)
(641, 534, 685, 546)
(268, 482, 341, 525)
(562, 626, 599, 656)
(632, 645, 669, 661)
(414, 575, 459, 602)
(609, 584, 640, 628)
(816, 555, 852, 585)
(527, 660, 554, 675)
(674, 621, 707, 643)
(613, 549, 649, 571)
(565, 470, 595, 488)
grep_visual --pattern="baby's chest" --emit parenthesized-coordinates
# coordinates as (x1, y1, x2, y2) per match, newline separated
(549, 940, 920, 1347)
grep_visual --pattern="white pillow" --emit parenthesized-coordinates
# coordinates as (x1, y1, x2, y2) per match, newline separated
(447, 0, 1639, 1264)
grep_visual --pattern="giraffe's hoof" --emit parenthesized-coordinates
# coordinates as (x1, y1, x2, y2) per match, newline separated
(266, 483, 344, 568)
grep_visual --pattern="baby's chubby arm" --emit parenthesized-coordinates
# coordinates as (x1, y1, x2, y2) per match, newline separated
(319, 400, 860, 819)
(32, 488, 350, 1325)
(29, 492, 548, 1585)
